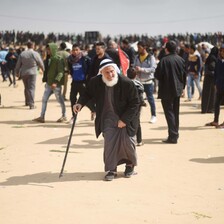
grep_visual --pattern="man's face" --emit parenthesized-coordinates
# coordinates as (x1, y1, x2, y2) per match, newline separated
(184, 47, 190, 53)
(95, 46, 105, 56)
(102, 65, 116, 81)
(220, 48, 224, 59)
(72, 47, 81, 56)
(122, 43, 128, 49)
(101, 65, 118, 87)
(137, 45, 145, 55)
(189, 48, 194, 54)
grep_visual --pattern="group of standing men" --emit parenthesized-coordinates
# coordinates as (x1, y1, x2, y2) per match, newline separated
(73, 40, 186, 180)
(6, 38, 224, 181)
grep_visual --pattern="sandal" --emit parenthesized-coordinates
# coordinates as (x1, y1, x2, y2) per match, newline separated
(205, 121, 218, 127)
(216, 122, 224, 129)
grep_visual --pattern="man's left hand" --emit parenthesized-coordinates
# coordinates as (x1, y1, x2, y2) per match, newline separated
(118, 120, 126, 128)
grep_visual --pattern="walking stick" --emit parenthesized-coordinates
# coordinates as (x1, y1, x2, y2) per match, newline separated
(59, 114, 77, 178)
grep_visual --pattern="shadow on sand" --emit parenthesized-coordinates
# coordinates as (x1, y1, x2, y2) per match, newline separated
(37, 135, 103, 149)
(0, 119, 94, 129)
(0, 171, 105, 187)
(190, 156, 224, 164)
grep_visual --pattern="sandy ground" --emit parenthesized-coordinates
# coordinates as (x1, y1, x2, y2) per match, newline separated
(0, 75, 224, 224)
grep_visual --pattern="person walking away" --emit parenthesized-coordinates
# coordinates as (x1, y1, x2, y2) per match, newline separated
(155, 41, 186, 144)
(73, 59, 139, 181)
(205, 44, 224, 128)
(57, 42, 70, 101)
(5, 47, 19, 87)
(201, 46, 219, 113)
(67, 43, 95, 123)
(33, 43, 66, 123)
(15, 42, 44, 109)
(133, 41, 157, 123)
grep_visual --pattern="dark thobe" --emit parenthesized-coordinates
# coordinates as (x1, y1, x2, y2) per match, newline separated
(201, 56, 217, 113)
(102, 86, 137, 172)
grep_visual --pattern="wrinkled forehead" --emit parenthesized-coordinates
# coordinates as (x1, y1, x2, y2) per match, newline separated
(101, 65, 116, 74)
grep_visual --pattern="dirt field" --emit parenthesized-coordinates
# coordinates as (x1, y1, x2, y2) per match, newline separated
(0, 75, 224, 224)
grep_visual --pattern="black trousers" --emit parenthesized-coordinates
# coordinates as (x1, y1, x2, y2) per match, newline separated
(70, 81, 95, 117)
(214, 90, 224, 123)
(161, 97, 180, 141)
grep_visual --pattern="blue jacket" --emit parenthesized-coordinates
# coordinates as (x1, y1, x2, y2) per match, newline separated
(68, 55, 91, 82)
(0, 50, 8, 63)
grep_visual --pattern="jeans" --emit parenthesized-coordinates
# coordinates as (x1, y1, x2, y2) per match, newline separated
(40, 83, 66, 118)
(187, 73, 202, 100)
(143, 83, 156, 116)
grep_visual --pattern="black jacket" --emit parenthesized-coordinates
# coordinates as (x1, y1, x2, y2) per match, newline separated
(106, 48, 120, 68)
(214, 58, 224, 92)
(5, 52, 18, 70)
(88, 53, 111, 81)
(77, 74, 140, 137)
(155, 53, 186, 99)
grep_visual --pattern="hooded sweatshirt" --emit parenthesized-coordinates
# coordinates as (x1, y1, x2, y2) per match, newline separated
(133, 54, 157, 84)
(46, 43, 64, 86)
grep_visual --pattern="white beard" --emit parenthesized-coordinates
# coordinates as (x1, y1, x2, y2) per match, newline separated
(102, 74, 118, 87)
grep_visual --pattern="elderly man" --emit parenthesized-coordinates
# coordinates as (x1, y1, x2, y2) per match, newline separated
(73, 59, 139, 181)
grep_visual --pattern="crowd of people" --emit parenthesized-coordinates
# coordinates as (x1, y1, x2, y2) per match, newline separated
(1, 30, 224, 49)
(1, 30, 224, 181)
